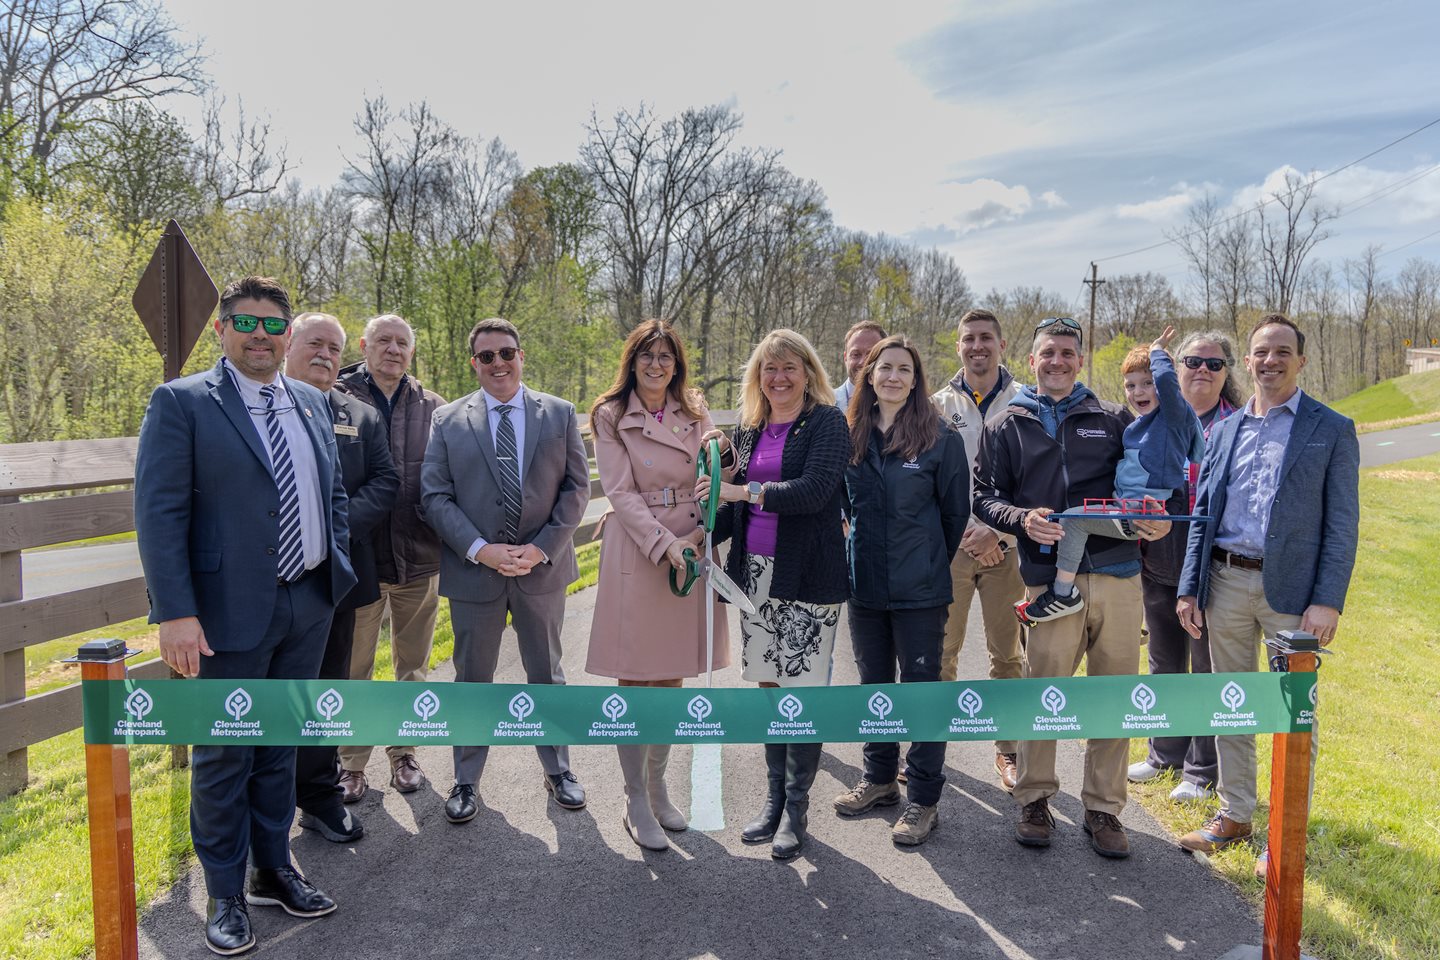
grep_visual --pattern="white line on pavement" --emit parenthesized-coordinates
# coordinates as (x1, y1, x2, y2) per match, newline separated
(1376, 441, 1396, 446)
(689, 743, 725, 831)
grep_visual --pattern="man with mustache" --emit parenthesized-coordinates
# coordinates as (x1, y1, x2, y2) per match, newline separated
(283, 313, 398, 844)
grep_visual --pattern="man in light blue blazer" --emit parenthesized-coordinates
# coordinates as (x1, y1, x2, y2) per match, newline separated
(1174, 314, 1359, 867)
(135, 276, 357, 955)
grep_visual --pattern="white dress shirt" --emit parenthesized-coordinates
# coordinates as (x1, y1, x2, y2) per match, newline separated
(467, 385, 541, 563)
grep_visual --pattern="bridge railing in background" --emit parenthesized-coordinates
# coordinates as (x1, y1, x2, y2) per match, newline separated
(0, 409, 737, 795)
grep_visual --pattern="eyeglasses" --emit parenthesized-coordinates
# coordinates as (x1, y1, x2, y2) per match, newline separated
(1180, 355, 1232, 372)
(638, 351, 676, 367)
(228, 314, 291, 335)
(473, 347, 519, 364)
(1034, 317, 1083, 345)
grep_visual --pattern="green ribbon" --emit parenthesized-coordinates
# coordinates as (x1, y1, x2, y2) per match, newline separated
(83, 672, 1316, 746)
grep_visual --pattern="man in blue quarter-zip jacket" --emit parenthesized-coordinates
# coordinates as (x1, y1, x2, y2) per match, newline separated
(974, 317, 1170, 860)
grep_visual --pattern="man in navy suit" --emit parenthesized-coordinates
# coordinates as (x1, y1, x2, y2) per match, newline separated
(135, 276, 358, 955)
(1175, 314, 1359, 869)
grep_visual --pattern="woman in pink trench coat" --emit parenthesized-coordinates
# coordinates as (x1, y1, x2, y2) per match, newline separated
(586, 319, 730, 852)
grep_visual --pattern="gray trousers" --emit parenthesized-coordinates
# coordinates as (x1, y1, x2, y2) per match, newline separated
(450, 582, 570, 785)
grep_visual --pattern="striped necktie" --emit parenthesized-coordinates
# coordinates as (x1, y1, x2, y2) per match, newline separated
(495, 403, 522, 543)
(260, 384, 305, 581)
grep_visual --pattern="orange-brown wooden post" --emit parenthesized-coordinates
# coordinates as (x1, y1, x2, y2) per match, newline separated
(78, 650, 139, 960)
(1262, 643, 1320, 960)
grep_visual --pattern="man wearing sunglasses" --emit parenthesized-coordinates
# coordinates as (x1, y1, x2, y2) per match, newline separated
(422, 317, 591, 824)
(332, 314, 446, 802)
(135, 276, 358, 954)
(973, 316, 1170, 859)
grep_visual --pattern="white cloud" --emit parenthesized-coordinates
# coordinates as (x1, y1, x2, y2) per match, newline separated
(934, 178, 1061, 233)
(1116, 182, 1213, 222)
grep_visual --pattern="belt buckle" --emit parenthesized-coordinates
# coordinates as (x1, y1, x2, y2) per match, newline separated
(661, 487, 676, 508)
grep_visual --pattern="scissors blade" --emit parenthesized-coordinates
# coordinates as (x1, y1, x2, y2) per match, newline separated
(702, 560, 757, 615)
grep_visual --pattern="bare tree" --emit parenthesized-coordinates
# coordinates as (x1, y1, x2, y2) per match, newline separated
(1096, 272, 1179, 341)
(1168, 192, 1221, 323)
(1257, 170, 1336, 313)
(0, 0, 204, 186)
(1296, 261, 1342, 397)
(1214, 211, 1257, 339)
(1345, 245, 1385, 383)
(196, 96, 290, 207)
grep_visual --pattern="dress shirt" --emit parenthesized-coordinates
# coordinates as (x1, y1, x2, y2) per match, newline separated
(835, 379, 855, 410)
(1214, 388, 1304, 559)
(468, 385, 545, 563)
(222, 358, 327, 571)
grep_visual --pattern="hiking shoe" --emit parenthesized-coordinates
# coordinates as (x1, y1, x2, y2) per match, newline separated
(1127, 760, 1166, 783)
(1169, 780, 1217, 803)
(1015, 799, 1054, 847)
(891, 802, 938, 846)
(1015, 588, 1084, 625)
(833, 778, 902, 817)
(1083, 810, 1130, 858)
(995, 752, 1018, 792)
(1179, 812, 1252, 854)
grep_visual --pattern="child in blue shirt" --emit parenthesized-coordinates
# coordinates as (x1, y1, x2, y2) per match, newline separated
(1018, 325, 1205, 623)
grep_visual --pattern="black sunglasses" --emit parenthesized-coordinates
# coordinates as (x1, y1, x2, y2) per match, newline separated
(1034, 316, 1083, 346)
(1180, 356, 1232, 372)
(472, 347, 519, 365)
(228, 314, 291, 335)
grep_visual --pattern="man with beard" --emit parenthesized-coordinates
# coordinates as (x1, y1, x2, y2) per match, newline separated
(834, 320, 887, 410)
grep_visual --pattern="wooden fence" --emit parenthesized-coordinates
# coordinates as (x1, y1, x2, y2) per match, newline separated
(0, 410, 737, 795)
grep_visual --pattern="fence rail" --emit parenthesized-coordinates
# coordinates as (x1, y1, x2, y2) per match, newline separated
(0, 408, 737, 794)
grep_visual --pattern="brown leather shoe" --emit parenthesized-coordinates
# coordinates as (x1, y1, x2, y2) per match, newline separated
(390, 755, 424, 793)
(994, 752, 1018, 793)
(1083, 810, 1130, 858)
(338, 770, 367, 804)
(1015, 799, 1054, 847)
(1178, 812, 1252, 854)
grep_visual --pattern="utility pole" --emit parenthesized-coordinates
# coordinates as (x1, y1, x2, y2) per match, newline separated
(1083, 262, 1105, 384)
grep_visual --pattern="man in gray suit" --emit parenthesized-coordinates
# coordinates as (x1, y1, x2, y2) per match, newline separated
(422, 317, 591, 823)
(1175, 313, 1359, 870)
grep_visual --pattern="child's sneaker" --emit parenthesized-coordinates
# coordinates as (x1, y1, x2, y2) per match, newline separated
(1014, 588, 1085, 625)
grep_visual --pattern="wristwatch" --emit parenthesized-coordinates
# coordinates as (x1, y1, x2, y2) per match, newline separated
(746, 481, 763, 504)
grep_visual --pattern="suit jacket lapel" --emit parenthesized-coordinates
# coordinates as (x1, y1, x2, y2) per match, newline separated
(206, 361, 271, 472)
(465, 395, 503, 488)
(522, 389, 542, 481)
(1277, 394, 1322, 487)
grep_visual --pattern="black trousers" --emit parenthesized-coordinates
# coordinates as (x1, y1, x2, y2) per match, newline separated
(848, 603, 948, 806)
(294, 607, 355, 814)
(192, 574, 332, 897)
(1141, 575, 1218, 785)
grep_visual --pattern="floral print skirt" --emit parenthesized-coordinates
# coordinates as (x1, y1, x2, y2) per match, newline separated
(739, 554, 840, 687)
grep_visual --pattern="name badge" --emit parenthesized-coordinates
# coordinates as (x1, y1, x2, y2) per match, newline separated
(333, 424, 359, 437)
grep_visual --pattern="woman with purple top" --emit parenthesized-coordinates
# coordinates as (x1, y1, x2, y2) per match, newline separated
(699, 328, 849, 861)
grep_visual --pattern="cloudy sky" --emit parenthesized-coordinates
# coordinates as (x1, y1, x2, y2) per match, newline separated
(165, 0, 1440, 309)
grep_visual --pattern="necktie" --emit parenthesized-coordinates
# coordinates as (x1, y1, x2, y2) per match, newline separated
(260, 384, 305, 581)
(495, 403, 522, 543)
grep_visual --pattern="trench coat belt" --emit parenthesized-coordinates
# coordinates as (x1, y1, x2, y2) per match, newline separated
(641, 487, 699, 507)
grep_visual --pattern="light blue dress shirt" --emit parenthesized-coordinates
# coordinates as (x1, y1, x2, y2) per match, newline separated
(1214, 388, 1304, 559)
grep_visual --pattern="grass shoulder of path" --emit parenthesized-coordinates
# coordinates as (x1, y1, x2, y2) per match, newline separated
(0, 541, 600, 960)
(1332, 368, 1440, 432)
(1130, 453, 1440, 960)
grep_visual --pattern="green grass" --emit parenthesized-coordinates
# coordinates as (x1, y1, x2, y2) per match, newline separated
(1332, 368, 1440, 432)
(0, 541, 601, 960)
(1130, 453, 1440, 960)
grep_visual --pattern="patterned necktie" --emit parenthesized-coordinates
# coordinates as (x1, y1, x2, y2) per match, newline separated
(495, 403, 522, 543)
(260, 384, 305, 581)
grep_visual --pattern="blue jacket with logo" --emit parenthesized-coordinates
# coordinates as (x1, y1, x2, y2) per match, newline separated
(974, 387, 1138, 587)
(1114, 349, 1206, 501)
(844, 419, 969, 609)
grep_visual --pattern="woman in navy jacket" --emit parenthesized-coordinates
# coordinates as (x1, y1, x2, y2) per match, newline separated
(833, 335, 969, 846)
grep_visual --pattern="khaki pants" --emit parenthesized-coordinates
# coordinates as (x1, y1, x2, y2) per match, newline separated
(1203, 561, 1316, 824)
(1013, 573, 1141, 816)
(338, 575, 440, 772)
(941, 548, 1026, 754)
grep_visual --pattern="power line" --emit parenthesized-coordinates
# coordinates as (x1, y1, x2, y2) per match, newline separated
(1378, 226, 1440, 259)
(1094, 115, 1440, 264)
(1332, 162, 1440, 219)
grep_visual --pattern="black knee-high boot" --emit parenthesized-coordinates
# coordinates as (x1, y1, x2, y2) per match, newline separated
(772, 742, 822, 860)
(741, 742, 787, 843)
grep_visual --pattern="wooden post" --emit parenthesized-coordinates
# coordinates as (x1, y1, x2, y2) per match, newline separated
(80, 655, 140, 960)
(0, 493, 25, 795)
(1262, 649, 1318, 960)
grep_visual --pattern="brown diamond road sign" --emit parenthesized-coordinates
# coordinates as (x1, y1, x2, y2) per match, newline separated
(132, 219, 218, 382)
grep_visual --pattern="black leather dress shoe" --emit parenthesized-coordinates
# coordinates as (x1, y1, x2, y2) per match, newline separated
(298, 804, 364, 843)
(445, 783, 479, 823)
(245, 865, 336, 918)
(205, 895, 255, 956)
(544, 771, 587, 810)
